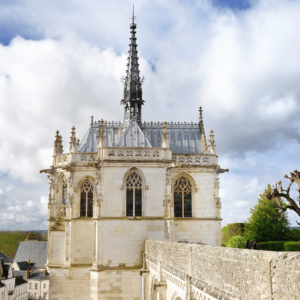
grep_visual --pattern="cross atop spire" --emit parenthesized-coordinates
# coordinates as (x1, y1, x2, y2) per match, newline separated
(120, 7, 145, 129)
(130, 5, 136, 24)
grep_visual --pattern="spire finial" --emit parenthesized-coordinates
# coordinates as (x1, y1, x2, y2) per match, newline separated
(91, 115, 94, 126)
(69, 126, 77, 153)
(130, 5, 136, 24)
(199, 106, 203, 121)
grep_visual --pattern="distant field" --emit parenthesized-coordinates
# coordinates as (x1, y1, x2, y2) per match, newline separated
(0, 231, 48, 259)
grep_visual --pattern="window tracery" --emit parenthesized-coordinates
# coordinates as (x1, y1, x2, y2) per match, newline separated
(173, 176, 192, 217)
(80, 180, 93, 217)
(126, 171, 142, 216)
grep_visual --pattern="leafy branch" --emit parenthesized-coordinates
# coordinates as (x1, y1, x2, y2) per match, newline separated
(266, 170, 300, 225)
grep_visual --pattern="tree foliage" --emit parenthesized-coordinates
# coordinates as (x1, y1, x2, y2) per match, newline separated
(266, 170, 300, 224)
(226, 236, 246, 248)
(243, 185, 290, 243)
(221, 223, 245, 245)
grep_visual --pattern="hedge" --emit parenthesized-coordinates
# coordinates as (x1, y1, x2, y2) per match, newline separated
(226, 236, 247, 248)
(221, 223, 245, 245)
(258, 241, 288, 251)
(284, 242, 300, 251)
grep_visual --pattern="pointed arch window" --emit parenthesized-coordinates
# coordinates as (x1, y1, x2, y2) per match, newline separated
(126, 172, 142, 217)
(174, 176, 192, 217)
(62, 177, 67, 206)
(80, 180, 93, 217)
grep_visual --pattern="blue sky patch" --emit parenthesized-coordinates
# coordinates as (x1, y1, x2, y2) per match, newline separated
(213, 0, 251, 10)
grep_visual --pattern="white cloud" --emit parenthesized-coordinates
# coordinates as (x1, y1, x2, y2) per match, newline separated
(5, 185, 14, 192)
(1, 0, 300, 229)
(235, 201, 250, 208)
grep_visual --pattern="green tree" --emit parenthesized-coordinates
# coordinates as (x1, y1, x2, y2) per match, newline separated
(243, 185, 290, 243)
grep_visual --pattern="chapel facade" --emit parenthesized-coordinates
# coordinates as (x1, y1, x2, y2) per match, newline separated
(41, 11, 227, 300)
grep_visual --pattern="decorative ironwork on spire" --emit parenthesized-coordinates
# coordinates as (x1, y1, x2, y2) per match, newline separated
(121, 6, 145, 128)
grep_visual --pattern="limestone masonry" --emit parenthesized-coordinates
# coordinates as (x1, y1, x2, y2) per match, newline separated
(145, 239, 300, 300)
(41, 9, 229, 300)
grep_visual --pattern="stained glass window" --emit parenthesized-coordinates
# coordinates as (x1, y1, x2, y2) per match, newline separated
(126, 172, 142, 217)
(80, 181, 94, 217)
(174, 176, 192, 218)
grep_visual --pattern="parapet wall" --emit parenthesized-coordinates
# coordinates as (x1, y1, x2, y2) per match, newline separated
(145, 239, 300, 300)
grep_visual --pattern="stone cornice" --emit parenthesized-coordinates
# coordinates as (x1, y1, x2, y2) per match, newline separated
(47, 217, 222, 222)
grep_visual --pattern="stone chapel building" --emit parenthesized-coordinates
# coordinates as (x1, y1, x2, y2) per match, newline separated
(41, 11, 228, 300)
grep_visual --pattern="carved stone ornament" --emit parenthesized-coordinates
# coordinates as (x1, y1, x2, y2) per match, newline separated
(166, 168, 172, 185)
(163, 195, 173, 207)
(95, 168, 102, 185)
(50, 205, 65, 231)
(214, 196, 221, 208)
(93, 194, 103, 206)
(66, 195, 74, 208)
(68, 173, 74, 188)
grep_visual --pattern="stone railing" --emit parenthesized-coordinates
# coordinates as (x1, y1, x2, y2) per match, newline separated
(91, 120, 199, 129)
(145, 239, 300, 300)
(54, 149, 172, 167)
(102, 148, 172, 161)
(54, 153, 97, 166)
(55, 154, 71, 166)
(172, 154, 217, 165)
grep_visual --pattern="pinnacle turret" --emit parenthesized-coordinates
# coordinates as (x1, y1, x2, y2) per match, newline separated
(54, 130, 63, 155)
(121, 6, 145, 128)
(69, 126, 77, 153)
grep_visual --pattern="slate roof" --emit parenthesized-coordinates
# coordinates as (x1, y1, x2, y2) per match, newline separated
(0, 252, 13, 264)
(14, 242, 47, 269)
(117, 121, 152, 147)
(78, 121, 203, 154)
(16, 261, 36, 271)
(14, 271, 49, 281)
(15, 276, 28, 286)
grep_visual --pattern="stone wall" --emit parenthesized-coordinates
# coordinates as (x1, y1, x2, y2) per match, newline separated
(145, 239, 300, 300)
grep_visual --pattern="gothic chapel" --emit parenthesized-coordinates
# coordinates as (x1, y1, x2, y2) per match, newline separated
(41, 10, 228, 300)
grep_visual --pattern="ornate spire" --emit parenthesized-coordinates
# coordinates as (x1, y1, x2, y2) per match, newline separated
(161, 122, 170, 148)
(121, 6, 145, 128)
(199, 106, 208, 154)
(209, 129, 216, 155)
(69, 126, 77, 153)
(54, 130, 63, 155)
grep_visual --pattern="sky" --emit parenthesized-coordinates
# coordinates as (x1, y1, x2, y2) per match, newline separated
(0, 0, 300, 230)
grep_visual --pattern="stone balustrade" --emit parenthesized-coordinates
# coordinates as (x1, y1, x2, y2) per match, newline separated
(145, 239, 300, 300)
(54, 151, 220, 166)
(102, 147, 172, 161)
(172, 154, 218, 165)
